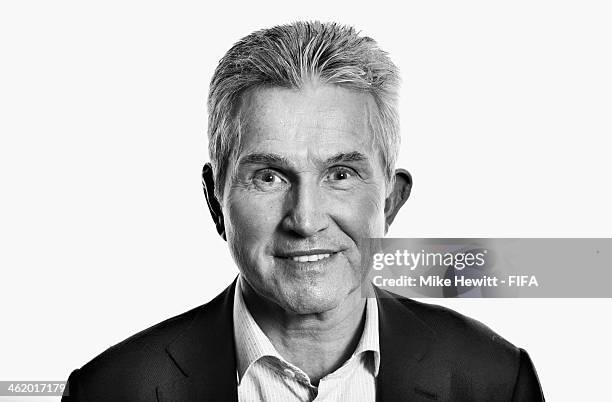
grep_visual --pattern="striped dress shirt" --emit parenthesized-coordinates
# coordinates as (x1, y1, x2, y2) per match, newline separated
(233, 277, 380, 402)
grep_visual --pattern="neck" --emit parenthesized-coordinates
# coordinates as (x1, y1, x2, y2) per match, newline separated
(241, 280, 367, 385)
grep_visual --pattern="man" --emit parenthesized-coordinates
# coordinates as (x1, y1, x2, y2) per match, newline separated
(63, 22, 544, 401)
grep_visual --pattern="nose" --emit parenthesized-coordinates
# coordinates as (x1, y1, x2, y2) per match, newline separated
(282, 180, 329, 237)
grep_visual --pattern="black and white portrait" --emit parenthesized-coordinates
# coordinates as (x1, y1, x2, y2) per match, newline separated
(58, 20, 543, 400)
(1, 2, 611, 401)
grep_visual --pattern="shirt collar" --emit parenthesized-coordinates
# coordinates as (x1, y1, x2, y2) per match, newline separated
(354, 286, 381, 376)
(233, 276, 283, 383)
(232, 275, 380, 383)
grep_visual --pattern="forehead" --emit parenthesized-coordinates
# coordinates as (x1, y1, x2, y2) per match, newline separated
(238, 84, 377, 157)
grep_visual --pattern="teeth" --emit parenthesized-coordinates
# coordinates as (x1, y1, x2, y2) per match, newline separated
(290, 253, 331, 262)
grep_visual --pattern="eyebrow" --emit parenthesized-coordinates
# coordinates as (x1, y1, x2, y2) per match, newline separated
(237, 151, 370, 169)
(237, 153, 292, 167)
(326, 151, 369, 165)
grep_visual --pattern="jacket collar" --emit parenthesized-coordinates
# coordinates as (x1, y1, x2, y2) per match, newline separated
(157, 279, 238, 402)
(157, 281, 437, 402)
(375, 287, 439, 401)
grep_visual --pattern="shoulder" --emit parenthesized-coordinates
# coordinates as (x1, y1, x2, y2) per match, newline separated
(401, 296, 517, 352)
(377, 290, 534, 399)
(398, 295, 520, 365)
(399, 298, 544, 399)
(64, 306, 200, 401)
(64, 285, 232, 401)
(86, 304, 201, 372)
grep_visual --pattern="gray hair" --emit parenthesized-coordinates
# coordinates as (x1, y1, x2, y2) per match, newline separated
(207, 21, 400, 200)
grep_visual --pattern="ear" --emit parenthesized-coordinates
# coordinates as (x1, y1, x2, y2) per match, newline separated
(202, 163, 226, 240)
(384, 168, 413, 232)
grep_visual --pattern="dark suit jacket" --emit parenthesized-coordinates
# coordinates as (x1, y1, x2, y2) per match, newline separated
(62, 280, 544, 401)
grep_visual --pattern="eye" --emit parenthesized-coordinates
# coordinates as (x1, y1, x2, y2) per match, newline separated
(326, 167, 356, 182)
(253, 170, 286, 189)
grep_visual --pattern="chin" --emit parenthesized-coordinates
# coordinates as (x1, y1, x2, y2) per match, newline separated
(278, 285, 346, 315)
(285, 300, 338, 315)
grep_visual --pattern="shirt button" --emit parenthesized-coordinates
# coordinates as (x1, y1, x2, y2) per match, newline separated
(283, 368, 296, 378)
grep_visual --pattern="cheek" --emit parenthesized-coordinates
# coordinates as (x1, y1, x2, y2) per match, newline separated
(329, 187, 387, 239)
(224, 191, 284, 260)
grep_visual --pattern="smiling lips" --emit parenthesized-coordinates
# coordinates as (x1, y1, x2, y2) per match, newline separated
(289, 253, 332, 262)
(278, 249, 338, 262)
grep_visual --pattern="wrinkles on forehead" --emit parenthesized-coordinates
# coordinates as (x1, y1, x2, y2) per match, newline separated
(243, 85, 377, 153)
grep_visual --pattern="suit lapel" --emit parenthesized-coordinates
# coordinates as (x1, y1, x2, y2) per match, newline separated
(157, 280, 238, 402)
(375, 288, 441, 401)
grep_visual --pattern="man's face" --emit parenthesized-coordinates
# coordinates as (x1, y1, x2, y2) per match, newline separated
(222, 83, 388, 314)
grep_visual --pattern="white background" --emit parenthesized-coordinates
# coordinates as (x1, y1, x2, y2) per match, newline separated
(1, 1, 611, 400)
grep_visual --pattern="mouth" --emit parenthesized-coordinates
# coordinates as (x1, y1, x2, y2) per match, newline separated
(287, 253, 332, 262)
(276, 249, 339, 263)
